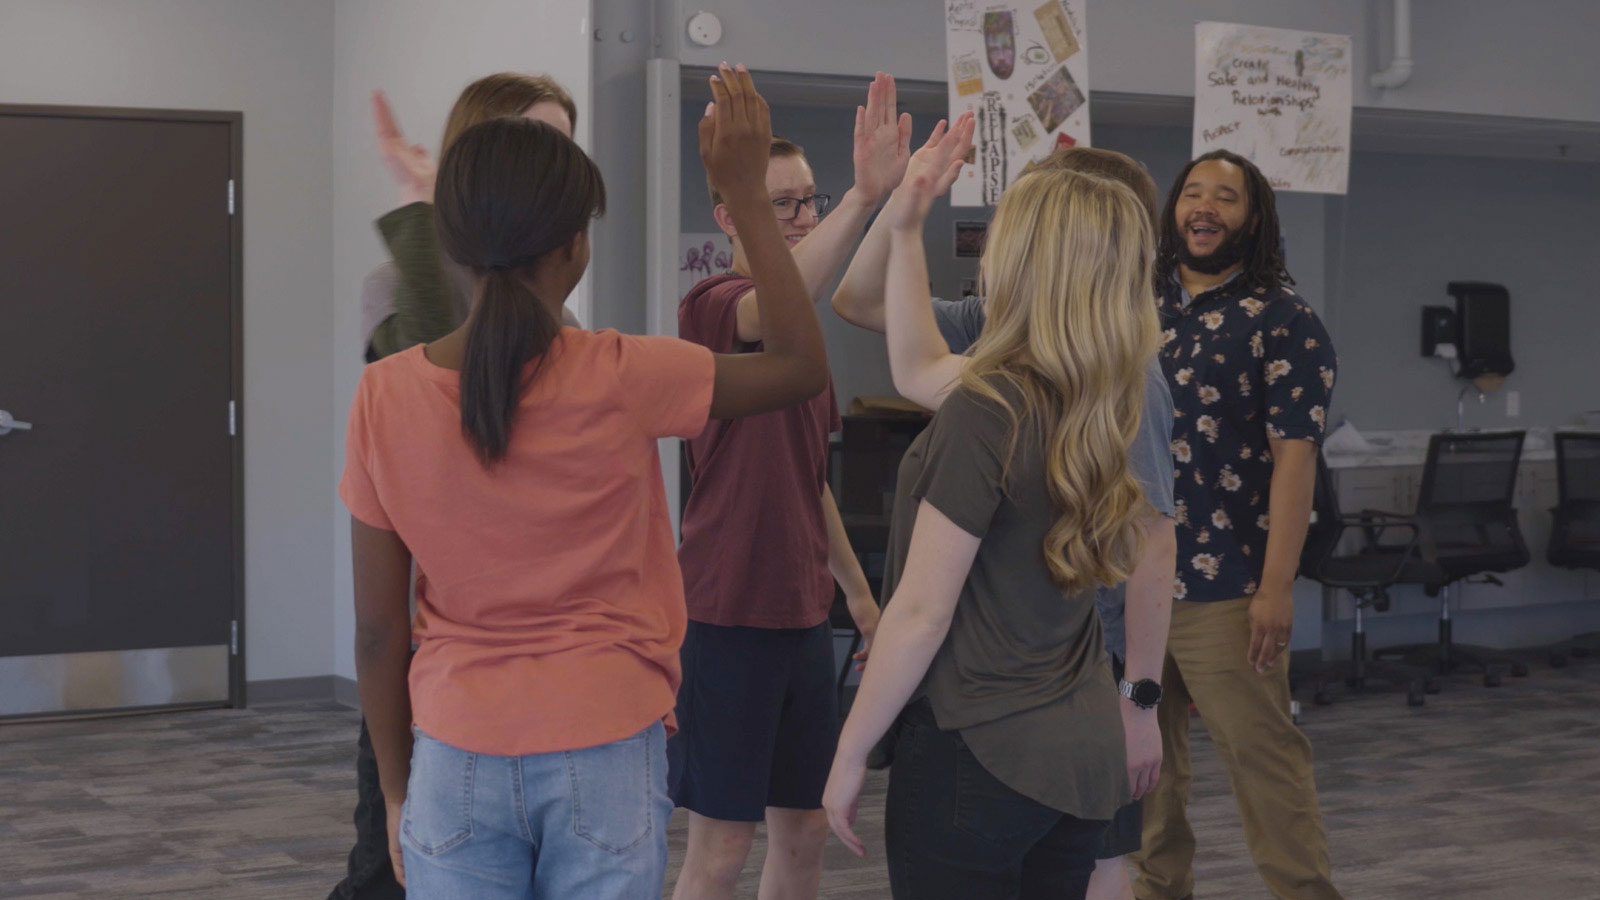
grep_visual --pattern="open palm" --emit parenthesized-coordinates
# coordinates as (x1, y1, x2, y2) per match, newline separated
(885, 113, 975, 231)
(852, 72, 913, 203)
(372, 90, 436, 206)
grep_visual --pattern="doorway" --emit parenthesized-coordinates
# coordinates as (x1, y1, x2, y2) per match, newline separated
(0, 104, 243, 719)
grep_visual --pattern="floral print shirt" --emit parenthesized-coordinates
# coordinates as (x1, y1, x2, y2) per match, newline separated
(1158, 275, 1337, 602)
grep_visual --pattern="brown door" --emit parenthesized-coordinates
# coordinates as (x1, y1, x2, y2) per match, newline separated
(0, 105, 243, 718)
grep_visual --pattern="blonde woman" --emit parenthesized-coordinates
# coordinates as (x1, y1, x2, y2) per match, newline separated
(822, 120, 1160, 900)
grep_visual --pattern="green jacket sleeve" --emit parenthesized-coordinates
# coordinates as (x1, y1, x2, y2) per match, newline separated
(369, 202, 458, 359)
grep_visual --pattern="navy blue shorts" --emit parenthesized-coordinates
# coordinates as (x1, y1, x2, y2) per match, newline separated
(668, 619, 839, 822)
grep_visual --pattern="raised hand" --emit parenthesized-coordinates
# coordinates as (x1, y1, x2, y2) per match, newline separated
(697, 63, 773, 205)
(885, 112, 975, 231)
(372, 90, 436, 206)
(852, 72, 914, 203)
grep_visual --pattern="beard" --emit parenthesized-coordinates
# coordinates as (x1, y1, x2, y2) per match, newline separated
(1179, 223, 1253, 275)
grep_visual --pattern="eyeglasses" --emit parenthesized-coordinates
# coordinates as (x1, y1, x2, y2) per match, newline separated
(772, 194, 831, 221)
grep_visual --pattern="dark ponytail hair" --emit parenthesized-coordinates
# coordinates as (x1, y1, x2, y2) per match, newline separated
(432, 117, 606, 465)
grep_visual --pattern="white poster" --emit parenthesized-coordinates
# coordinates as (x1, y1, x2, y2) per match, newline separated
(946, 0, 1091, 207)
(678, 231, 734, 299)
(1193, 21, 1352, 194)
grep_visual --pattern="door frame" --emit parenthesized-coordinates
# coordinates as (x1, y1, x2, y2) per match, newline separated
(0, 103, 246, 711)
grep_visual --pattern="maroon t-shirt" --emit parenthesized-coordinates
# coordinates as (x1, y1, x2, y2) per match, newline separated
(676, 273, 842, 629)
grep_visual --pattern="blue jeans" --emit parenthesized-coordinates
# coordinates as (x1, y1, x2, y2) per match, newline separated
(400, 723, 672, 900)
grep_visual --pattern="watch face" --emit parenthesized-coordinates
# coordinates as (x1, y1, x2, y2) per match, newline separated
(1131, 680, 1163, 707)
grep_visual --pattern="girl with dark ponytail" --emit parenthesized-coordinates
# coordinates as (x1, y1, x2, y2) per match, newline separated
(433, 117, 604, 464)
(339, 64, 829, 899)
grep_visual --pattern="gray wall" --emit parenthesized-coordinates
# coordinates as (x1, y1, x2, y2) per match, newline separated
(1332, 152, 1600, 432)
(0, 0, 337, 681)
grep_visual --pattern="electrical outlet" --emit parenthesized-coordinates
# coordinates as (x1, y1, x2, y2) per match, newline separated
(1506, 390, 1520, 418)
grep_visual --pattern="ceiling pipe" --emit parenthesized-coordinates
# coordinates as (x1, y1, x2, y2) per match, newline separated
(1371, 0, 1414, 89)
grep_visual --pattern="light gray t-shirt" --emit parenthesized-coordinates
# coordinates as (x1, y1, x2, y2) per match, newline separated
(930, 296, 1177, 660)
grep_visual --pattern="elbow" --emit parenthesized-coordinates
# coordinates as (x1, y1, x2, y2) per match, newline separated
(795, 362, 830, 401)
(830, 288, 860, 326)
(354, 617, 407, 664)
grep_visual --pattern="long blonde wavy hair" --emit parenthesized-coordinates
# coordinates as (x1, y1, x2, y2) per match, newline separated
(961, 168, 1160, 596)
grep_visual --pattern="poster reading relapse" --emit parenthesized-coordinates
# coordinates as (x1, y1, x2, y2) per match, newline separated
(1193, 21, 1352, 194)
(946, 0, 1090, 207)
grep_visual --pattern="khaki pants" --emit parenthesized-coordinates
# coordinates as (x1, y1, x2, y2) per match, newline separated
(1129, 597, 1342, 900)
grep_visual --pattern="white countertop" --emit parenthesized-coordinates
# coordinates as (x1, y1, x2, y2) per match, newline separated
(1322, 428, 1556, 469)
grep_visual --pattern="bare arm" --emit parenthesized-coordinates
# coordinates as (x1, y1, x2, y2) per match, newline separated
(732, 72, 911, 342)
(832, 114, 972, 336)
(1250, 438, 1318, 672)
(884, 227, 966, 409)
(881, 116, 976, 410)
(829, 199, 895, 333)
(350, 517, 414, 884)
(1122, 513, 1175, 685)
(702, 65, 829, 419)
(1119, 512, 1175, 800)
(822, 501, 979, 855)
(823, 484, 879, 663)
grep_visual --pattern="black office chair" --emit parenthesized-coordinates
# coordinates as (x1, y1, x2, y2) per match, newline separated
(829, 412, 930, 709)
(1373, 431, 1533, 686)
(1548, 432, 1600, 664)
(1299, 452, 1438, 707)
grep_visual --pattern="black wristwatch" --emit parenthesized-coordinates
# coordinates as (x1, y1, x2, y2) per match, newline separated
(1118, 678, 1163, 710)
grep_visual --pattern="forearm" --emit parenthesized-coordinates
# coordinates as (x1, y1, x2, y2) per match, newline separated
(885, 226, 964, 409)
(835, 598, 950, 761)
(730, 189, 825, 355)
(376, 202, 458, 352)
(789, 187, 878, 302)
(823, 485, 872, 600)
(355, 621, 414, 803)
(829, 200, 895, 332)
(1260, 440, 1318, 594)
(1121, 514, 1175, 683)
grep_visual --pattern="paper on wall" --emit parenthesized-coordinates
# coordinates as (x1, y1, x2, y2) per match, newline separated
(1193, 21, 1352, 194)
(946, 0, 1091, 206)
(678, 232, 734, 300)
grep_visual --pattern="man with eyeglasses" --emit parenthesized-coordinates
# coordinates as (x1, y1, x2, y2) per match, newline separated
(669, 72, 911, 900)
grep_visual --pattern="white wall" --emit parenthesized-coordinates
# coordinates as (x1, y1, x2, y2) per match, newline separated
(0, 0, 337, 682)
(659, 0, 1600, 124)
(330, 0, 593, 681)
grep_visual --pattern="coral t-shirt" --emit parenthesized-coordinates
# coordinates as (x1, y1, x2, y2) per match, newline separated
(339, 329, 714, 756)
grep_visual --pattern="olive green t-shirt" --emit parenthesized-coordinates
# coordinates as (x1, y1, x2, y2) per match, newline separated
(884, 380, 1129, 820)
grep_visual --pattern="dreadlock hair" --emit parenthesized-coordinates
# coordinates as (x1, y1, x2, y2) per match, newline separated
(1153, 149, 1294, 294)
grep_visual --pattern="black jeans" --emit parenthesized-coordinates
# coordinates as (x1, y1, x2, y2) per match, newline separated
(327, 718, 405, 900)
(885, 701, 1107, 900)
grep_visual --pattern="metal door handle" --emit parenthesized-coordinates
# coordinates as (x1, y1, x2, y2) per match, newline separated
(0, 409, 32, 435)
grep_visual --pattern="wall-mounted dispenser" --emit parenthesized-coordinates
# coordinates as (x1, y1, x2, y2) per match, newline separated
(1448, 281, 1514, 381)
(1420, 282, 1514, 378)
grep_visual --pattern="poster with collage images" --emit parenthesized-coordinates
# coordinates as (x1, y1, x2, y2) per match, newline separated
(945, 0, 1090, 207)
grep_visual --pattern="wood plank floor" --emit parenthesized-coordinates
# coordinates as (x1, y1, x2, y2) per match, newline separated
(2, 657, 1598, 899)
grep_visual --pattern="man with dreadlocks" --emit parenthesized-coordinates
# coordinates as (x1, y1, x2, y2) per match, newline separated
(1130, 150, 1343, 900)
